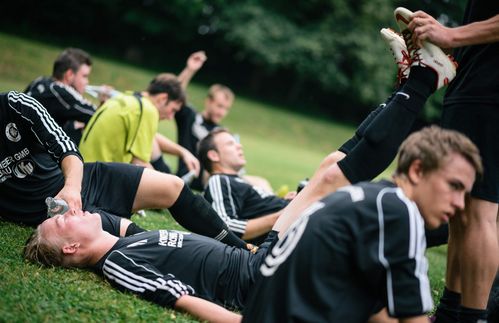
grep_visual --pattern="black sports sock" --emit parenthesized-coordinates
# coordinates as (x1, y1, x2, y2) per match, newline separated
(434, 287, 461, 323)
(337, 68, 437, 183)
(168, 184, 247, 248)
(151, 156, 172, 174)
(125, 222, 147, 236)
(399, 66, 438, 110)
(459, 306, 488, 323)
(339, 86, 402, 154)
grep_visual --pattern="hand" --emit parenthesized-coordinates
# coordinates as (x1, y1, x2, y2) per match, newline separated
(284, 191, 297, 200)
(186, 51, 207, 72)
(181, 149, 201, 176)
(246, 244, 259, 254)
(408, 10, 455, 49)
(97, 84, 115, 104)
(55, 184, 82, 213)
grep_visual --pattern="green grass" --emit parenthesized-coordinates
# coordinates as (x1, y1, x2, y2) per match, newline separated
(0, 31, 446, 321)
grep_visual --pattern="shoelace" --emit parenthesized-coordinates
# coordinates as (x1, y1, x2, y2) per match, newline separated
(396, 49, 412, 83)
(401, 29, 422, 65)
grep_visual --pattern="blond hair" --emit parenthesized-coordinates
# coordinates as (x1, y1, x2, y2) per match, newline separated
(23, 226, 65, 267)
(207, 84, 234, 102)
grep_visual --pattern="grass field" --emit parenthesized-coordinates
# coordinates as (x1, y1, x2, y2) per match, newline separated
(0, 31, 446, 321)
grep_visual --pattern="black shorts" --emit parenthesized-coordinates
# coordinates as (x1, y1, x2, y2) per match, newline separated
(441, 103, 499, 203)
(82, 162, 144, 219)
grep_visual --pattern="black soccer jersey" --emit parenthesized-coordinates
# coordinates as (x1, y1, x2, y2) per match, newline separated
(444, 1, 499, 106)
(243, 181, 433, 323)
(204, 174, 289, 237)
(175, 104, 218, 177)
(25, 77, 96, 143)
(94, 229, 265, 310)
(0, 91, 82, 224)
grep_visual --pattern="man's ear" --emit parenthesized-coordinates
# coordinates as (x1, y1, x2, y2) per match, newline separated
(407, 159, 424, 184)
(207, 149, 220, 163)
(62, 242, 80, 255)
(62, 69, 74, 83)
(162, 92, 169, 104)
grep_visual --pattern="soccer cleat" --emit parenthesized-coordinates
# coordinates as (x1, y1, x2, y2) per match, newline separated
(380, 28, 411, 84)
(394, 7, 457, 90)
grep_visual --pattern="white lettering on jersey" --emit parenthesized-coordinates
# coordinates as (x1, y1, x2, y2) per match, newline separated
(5, 123, 21, 142)
(0, 148, 31, 183)
(13, 160, 34, 179)
(338, 185, 365, 202)
(158, 230, 184, 248)
(260, 201, 325, 277)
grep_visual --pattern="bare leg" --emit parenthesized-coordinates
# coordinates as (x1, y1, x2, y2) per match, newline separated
(132, 169, 183, 211)
(273, 151, 349, 235)
(447, 197, 499, 308)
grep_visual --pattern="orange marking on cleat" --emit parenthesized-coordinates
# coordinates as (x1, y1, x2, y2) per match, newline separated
(396, 13, 410, 25)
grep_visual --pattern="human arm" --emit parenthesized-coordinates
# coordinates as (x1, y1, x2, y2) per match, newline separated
(409, 11, 499, 48)
(368, 308, 429, 323)
(7, 91, 84, 210)
(242, 211, 280, 240)
(51, 81, 97, 122)
(154, 133, 200, 175)
(177, 51, 207, 90)
(378, 192, 433, 318)
(175, 295, 241, 323)
(56, 155, 83, 211)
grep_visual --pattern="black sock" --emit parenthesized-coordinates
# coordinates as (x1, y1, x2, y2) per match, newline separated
(434, 287, 461, 323)
(400, 66, 438, 111)
(151, 156, 171, 174)
(168, 184, 247, 249)
(125, 222, 147, 236)
(459, 306, 488, 323)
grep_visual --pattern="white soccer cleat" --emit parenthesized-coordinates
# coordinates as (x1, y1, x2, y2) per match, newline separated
(394, 7, 457, 90)
(380, 28, 411, 84)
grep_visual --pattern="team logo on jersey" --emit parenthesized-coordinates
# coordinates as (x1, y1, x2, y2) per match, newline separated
(5, 123, 21, 142)
(158, 230, 184, 248)
(260, 201, 325, 277)
(12, 160, 34, 178)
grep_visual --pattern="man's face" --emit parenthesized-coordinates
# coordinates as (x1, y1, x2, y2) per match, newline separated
(68, 64, 91, 95)
(412, 153, 476, 229)
(40, 210, 102, 247)
(212, 132, 246, 172)
(158, 99, 182, 121)
(204, 91, 233, 124)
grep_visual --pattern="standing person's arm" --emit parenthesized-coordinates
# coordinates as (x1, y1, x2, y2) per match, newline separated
(177, 51, 207, 90)
(7, 91, 84, 210)
(408, 11, 499, 48)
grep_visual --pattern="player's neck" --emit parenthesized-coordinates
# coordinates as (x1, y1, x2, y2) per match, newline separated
(86, 232, 119, 266)
(393, 175, 415, 200)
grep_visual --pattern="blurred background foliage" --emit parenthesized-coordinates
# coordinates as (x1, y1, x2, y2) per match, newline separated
(0, 0, 466, 124)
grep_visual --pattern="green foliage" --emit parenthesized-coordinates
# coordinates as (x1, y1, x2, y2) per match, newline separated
(0, 0, 467, 123)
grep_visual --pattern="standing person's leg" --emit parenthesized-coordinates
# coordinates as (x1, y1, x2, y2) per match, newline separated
(435, 102, 499, 323)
